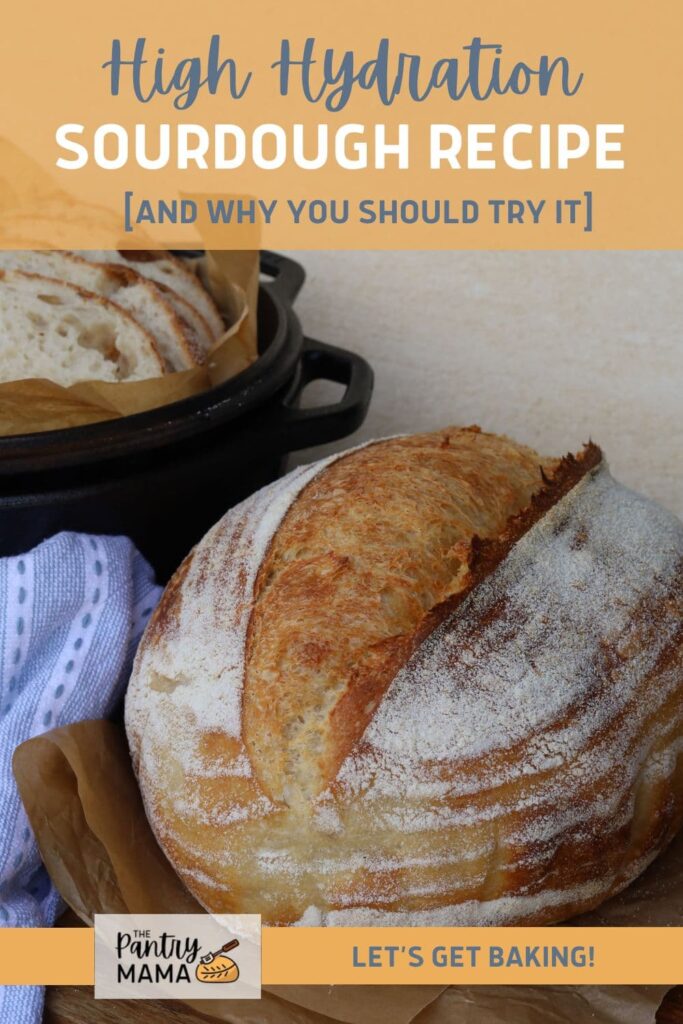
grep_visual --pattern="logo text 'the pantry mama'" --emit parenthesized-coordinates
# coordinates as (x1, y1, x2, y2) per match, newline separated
(115, 929, 202, 983)
(94, 914, 261, 1000)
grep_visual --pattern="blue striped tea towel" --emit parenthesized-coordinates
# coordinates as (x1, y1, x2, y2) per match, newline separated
(0, 532, 161, 1023)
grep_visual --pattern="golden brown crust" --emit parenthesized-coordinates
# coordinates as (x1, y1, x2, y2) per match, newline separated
(244, 428, 553, 803)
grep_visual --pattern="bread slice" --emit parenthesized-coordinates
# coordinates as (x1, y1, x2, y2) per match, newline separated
(0, 270, 164, 385)
(73, 250, 225, 348)
(0, 251, 203, 372)
(154, 283, 216, 357)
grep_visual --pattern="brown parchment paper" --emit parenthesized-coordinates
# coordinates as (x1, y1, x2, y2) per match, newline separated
(13, 721, 681, 1024)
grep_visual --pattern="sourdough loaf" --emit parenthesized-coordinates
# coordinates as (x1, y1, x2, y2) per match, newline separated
(125, 428, 683, 925)
(0, 269, 164, 385)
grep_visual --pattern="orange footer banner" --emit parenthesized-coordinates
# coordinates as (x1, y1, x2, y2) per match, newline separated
(1, 925, 683, 989)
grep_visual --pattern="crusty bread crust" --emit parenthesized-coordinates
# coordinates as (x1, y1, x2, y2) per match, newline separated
(245, 429, 554, 804)
(153, 283, 214, 360)
(126, 428, 683, 925)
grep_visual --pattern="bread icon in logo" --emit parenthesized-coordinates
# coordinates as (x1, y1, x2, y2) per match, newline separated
(195, 939, 240, 983)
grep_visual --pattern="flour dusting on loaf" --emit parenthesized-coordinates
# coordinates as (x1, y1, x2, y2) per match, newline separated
(341, 466, 680, 778)
(126, 449, 348, 771)
(125, 428, 683, 926)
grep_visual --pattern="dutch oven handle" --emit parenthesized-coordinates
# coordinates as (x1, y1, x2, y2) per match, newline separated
(261, 251, 306, 304)
(272, 338, 374, 453)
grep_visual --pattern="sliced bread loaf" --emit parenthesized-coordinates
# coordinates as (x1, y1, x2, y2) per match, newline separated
(0, 270, 165, 385)
(73, 250, 225, 348)
(0, 250, 203, 371)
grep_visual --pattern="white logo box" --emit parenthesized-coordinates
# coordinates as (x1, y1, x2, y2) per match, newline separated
(94, 914, 261, 1000)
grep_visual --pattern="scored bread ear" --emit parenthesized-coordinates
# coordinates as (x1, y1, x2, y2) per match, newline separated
(323, 442, 604, 793)
(243, 429, 570, 805)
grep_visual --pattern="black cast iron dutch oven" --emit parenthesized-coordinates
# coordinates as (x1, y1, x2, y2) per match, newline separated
(0, 252, 374, 581)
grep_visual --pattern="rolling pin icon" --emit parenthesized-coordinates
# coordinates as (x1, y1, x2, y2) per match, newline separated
(195, 939, 240, 983)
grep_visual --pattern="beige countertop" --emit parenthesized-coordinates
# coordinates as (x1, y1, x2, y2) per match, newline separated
(286, 251, 682, 518)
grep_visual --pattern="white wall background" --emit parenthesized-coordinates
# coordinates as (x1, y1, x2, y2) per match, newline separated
(285, 251, 682, 517)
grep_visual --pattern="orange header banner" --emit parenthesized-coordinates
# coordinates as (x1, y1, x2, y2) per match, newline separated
(2, 926, 683, 987)
(0, 0, 681, 249)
